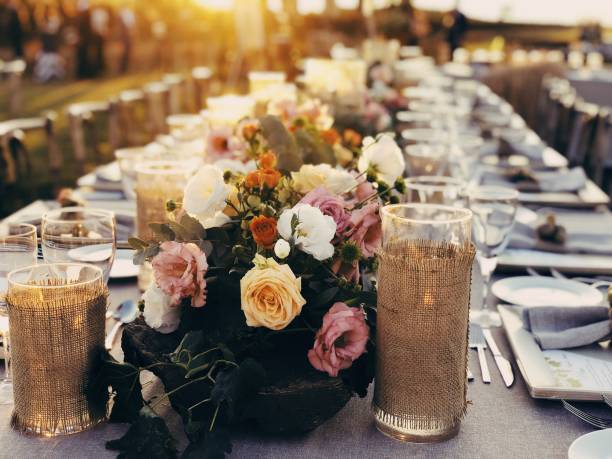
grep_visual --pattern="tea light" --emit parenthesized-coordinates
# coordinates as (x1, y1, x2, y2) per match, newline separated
(248, 71, 286, 94)
(202, 95, 255, 127)
(303, 58, 367, 98)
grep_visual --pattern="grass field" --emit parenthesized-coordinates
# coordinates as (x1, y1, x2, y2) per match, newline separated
(0, 72, 163, 218)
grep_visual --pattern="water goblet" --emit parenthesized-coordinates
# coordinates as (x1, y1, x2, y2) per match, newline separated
(467, 186, 519, 327)
(41, 207, 117, 283)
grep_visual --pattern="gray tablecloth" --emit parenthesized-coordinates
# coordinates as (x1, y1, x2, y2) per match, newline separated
(0, 271, 599, 459)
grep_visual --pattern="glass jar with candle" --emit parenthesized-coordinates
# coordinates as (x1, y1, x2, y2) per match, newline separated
(135, 161, 193, 290)
(373, 204, 474, 443)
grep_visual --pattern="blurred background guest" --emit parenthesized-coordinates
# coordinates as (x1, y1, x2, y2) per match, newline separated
(444, 1, 468, 54)
(33, 3, 65, 82)
(76, 0, 94, 78)
(0, 0, 23, 60)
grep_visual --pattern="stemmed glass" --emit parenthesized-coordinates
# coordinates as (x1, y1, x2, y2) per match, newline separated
(467, 186, 519, 327)
(404, 176, 466, 206)
(41, 207, 117, 283)
(0, 222, 37, 402)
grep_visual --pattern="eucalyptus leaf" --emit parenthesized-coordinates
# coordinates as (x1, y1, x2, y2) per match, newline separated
(294, 129, 336, 166)
(260, 115, 302, 172)
(149, 223, 175, 241)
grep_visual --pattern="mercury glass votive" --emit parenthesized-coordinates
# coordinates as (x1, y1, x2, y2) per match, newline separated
(7, 263, 108, 436)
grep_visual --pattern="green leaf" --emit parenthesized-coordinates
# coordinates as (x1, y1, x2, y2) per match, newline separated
(294, 129, 336, 166)
(167, 221, 192, 242)
(311, 286, 340, 308)
(260, 115, 302, 172)
(149, 223, 175, 241)
(180, 213, 206, 239)
(210, 358, 265, 420)
(128, 237, 148, 251)
(106, 406, 178, 459)
(170, 331, 206, 365)
(181, 428, 232, 459)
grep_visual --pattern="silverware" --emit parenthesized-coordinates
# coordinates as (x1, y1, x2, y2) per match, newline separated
(550, 268, 612, 289)
(469, 324, 490, 384)
(482, 328, 514, 387)
(603, 394, 612, 409)
(467, 368, 474, 382)
(562, 400, 612, 429)
(105, 299, 139, 350)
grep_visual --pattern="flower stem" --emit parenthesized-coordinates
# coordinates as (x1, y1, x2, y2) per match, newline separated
(209, 405, 221, 432)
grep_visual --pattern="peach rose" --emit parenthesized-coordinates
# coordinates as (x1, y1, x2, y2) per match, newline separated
(240, 255, 306, 330)
(152, 241, 208, 307)
(259, 151, 278, 169)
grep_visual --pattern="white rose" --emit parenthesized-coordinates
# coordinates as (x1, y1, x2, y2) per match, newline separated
(274, 239, 290, 259)
(291, 164, 356, 195)
(357, 134, 405, 186)
(278, 204, 336, 261)
(214, 158, 256, 175)
(183, 165, 230, 228)
(142, 285, 181, 334)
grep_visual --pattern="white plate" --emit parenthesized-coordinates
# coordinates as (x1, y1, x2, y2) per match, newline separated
(110, 249, 139, 279)
(569, 429, 612, 459)
(491, 276, 603, 307)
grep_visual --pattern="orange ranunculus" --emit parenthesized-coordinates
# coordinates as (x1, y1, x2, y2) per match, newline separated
(245, 170, 261, 189)
(321, 128, 340, 146)
(242, 123, 259, 140)
(260, 168, 281, 189)
(249, 215, 278, 248)
(343, 129, 362, 148)
(259, 151, 278, 169)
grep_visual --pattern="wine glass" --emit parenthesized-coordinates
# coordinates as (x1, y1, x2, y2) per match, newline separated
(403, 144, 448, 177)
(404, 176, 466, 206)
(467, 186, 519, 327)
(0, 222, 37, 402)
(41, 207, 117, 283)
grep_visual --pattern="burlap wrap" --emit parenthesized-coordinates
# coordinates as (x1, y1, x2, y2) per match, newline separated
(373, 240, 476, 436)
(7, 278, 108, 436)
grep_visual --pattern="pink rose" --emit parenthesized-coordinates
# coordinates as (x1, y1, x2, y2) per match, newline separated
(331, 258, 360, 284)
(307, 302, 369, 377)
(300, 187, 350, 238)
(346, 202, 382, 258)
(152, 241, 208, 307)
(354, 179, 375, 203)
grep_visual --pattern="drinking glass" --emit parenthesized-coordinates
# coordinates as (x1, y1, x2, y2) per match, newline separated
(41, 207, 117, 283)
(404, 144, 448, 177)
(404, 176, 466, 206)
(467, 186, 519, 327)
(115, 146, 162, 200)
(0, 223, 37, 398)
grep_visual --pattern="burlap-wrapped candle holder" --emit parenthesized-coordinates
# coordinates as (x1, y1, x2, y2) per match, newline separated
(6, 263, 108, 436)
(372, 240, 476, 442)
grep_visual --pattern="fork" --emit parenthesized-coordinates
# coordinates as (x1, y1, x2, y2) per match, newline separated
(562, 400, 612, 429)
(550, 268, 612, 290)
(603, 394, 612, 409)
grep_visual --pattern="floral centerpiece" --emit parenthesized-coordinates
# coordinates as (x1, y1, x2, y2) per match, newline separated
(94, 115, 406, 458)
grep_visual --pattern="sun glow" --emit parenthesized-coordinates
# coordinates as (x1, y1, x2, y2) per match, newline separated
(195, 0, 234, 11)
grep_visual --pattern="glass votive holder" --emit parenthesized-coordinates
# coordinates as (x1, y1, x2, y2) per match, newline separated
(7, 263, 108, 436)
(166, 114, 205, 142)
(115, 146, 164, 200)
(248, 71, 287, 94)
(404, 176, 466, 206)
(404, 144, 448, 177)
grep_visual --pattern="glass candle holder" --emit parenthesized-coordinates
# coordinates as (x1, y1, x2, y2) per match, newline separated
(202, 95, 255, 127)
(373, 204, 474, 443)
(248, 71, 286, 94)
(115, 146, 164, 201)
(404, 176, 466, 206)
(404, 144, 448, 177)
(7, 263, 108, 436)
(135, 161, 192, 290)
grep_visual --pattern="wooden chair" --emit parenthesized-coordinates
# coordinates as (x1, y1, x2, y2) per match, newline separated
(143, 82, 170, 136)
(565, 101, 600, 169)
(587, 108, 612, 193)
(0, 59, 26, 117)
(162, 74, 186, 114)
(0, 112, 61, 185)
(67, 101, 120, 170)
(117, 89, 146, 146)
(191, 66, 213, 111)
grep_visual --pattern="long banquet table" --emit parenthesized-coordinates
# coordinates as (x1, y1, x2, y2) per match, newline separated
(0, 266, 596, 459)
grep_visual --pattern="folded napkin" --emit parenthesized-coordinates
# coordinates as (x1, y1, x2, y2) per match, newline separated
(509, 217, 612, 255)
(521, 305, 611, 349)
(482, 167, 587, 193)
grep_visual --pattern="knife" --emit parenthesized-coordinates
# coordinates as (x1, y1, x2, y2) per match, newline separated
(469, 324, 491, 384)
(482, 329, 514, 387)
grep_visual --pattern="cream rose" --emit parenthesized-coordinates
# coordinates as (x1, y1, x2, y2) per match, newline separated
(183, 165, 230, 229)
(240, 255, 306, 330)
(142, 285, 181, 334)
(357, 134, 405, 186)
(291, 164, 356, 195)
